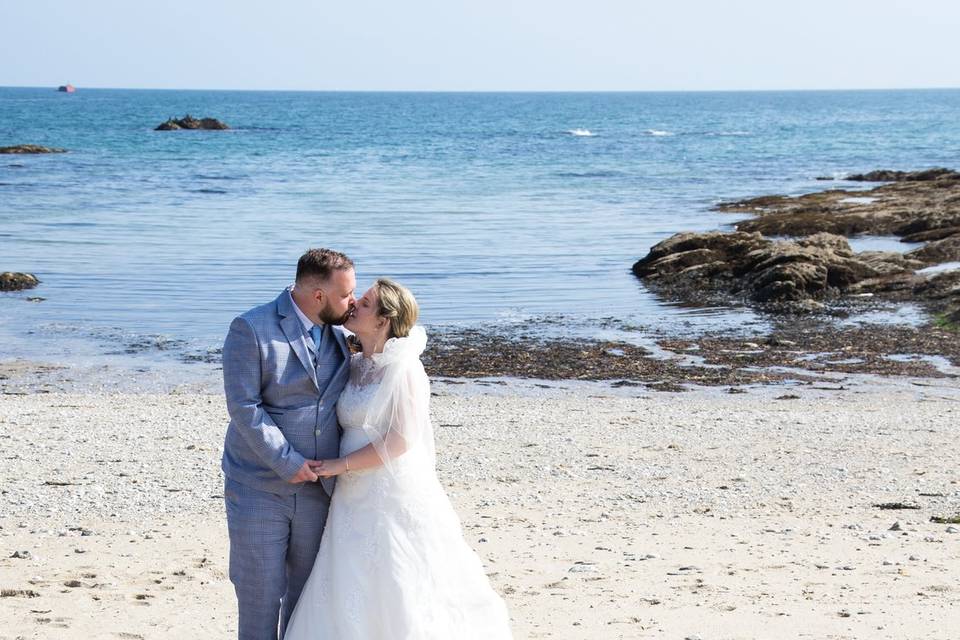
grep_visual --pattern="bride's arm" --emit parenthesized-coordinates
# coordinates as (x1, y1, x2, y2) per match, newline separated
(312, 367, 428, 477)
(311, 433, 407, 476)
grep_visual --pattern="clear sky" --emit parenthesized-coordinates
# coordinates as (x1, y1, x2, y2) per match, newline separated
(2, 0, 958, 91)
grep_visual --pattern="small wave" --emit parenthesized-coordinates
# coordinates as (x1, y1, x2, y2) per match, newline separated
(706, 131, 750, 137)
(192, 188, 228, 194)
(195, 174, 245, 181)
(554, 170, 624, 179)
(567, 129, 595, 137)
(645, 129, 674, 137)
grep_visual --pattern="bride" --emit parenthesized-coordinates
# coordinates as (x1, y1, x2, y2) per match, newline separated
(283, 278, 513, 640)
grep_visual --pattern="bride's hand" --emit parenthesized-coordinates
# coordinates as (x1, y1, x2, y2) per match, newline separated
(310, 458, 348, 478)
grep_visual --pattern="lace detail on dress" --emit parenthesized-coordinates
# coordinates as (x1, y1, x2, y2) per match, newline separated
(349, 352, 384, 387)
(337, 354, 385, 434)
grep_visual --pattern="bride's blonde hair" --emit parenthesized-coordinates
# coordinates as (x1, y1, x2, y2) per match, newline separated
(374, 278, 419, 339)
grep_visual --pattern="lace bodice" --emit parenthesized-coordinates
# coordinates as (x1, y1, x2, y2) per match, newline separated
(337, 354, 385, 432)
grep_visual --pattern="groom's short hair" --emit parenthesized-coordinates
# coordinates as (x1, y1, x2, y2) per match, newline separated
(296, 248, 354, 283)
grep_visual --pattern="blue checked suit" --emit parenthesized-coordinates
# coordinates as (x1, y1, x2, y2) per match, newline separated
(221, 289, 349, 640)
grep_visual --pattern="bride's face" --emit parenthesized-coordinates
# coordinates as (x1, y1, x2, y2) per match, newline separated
(344, 286, 387, 338)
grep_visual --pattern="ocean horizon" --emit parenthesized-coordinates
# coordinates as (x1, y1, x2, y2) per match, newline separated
(2, 87, 959, 375)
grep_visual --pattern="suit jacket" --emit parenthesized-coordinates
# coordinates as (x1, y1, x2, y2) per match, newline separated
(221, 289, 349, 495)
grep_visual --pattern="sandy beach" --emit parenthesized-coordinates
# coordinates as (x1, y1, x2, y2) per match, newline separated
(2, 375, 959, 639)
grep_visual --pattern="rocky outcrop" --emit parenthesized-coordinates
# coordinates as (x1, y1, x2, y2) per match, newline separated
(846, 168, 959, 182)
(155, 115, 230, 131)
(636, 168, 960, 317)
(0, 145, 67, 154)
(0, 272, 40, 291)
(718, 168, 960, 245)
(632, 231, 919, 311)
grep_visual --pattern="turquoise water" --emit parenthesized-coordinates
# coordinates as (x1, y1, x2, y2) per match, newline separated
(1, 88, 959, 367)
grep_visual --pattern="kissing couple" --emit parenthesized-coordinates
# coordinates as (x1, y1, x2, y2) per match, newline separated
(221, 248, 513, 639)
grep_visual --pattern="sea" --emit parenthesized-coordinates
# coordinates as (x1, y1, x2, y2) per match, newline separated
(2, 87, 959, 381)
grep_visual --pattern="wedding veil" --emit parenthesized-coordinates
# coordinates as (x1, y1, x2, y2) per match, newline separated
(357, 325, 436, 478)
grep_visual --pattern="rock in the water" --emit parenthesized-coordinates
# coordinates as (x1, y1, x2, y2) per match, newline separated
(906, 234, 960, 265)
(0, 144, 67, 154)
(717, 169, 960, 239)
(846, 168, 959, 182)
(155, 115, 230, 131)
(0, 272, 40, 291)
(632, 231, 911, 311)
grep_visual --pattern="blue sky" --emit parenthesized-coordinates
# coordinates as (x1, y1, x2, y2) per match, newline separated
(2, 0, 958, 91)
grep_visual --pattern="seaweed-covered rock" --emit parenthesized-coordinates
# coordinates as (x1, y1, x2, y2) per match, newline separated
(0, 272, 40, 291)
(846, 168, 960, 182)
(155, 115, 230, 131)
(718, 168, 960, 239)
(633, 231, 914, 311)
(0, 145, 67, 154)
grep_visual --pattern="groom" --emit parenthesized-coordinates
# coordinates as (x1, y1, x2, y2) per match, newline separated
(221, 248, 356, 640)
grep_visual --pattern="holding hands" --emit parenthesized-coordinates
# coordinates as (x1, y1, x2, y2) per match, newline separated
(309, 458, 348, 478)
(287, 459, 349, 483)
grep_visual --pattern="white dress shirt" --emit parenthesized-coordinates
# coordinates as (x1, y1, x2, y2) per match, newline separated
(288, 287, 323, 346)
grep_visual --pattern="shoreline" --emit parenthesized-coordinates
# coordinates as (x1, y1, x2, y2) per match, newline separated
(3, 311, 958, 396)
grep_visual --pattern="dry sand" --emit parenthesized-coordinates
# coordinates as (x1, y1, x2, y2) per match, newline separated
(1, 377, 959, 639)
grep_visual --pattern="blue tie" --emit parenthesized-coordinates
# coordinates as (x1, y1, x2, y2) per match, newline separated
(309, 325, 323, 356)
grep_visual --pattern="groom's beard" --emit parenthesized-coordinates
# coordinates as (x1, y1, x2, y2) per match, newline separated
(318, 304, 352, 326)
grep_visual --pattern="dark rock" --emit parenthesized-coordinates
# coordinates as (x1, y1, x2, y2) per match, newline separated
(901, 226, 960, 243)
(719, 169, 960, 240)
(0, 272, 40, 291)
(814, 176, 835, 181)
(846, 168, 959, 182)
(155, 115, 230, 131)
(0, 144, 67, 154)
(905, 235, 960, 265)
(633, 231, 912, 311)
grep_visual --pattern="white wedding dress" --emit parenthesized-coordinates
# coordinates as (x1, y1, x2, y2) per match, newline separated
(284, 330, 512, 640)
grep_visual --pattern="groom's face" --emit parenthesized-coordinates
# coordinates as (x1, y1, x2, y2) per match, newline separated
(315, 268, 357, 325)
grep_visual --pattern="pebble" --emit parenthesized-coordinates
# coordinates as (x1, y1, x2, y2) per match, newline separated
(9, 550, 32, 559)
(946, 526, 959, 534)
(569, 562, 599, 573)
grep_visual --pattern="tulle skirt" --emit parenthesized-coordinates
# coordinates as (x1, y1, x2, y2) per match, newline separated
(283, 428, 512, 640)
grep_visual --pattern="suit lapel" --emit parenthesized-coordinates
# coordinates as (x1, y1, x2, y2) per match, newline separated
(277, 290, 319, 389)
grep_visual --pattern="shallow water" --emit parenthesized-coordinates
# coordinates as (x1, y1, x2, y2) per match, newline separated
(2, 88, 960, 371)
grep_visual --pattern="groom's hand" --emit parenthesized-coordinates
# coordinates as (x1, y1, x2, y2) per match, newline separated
(288, 461, 320, 483)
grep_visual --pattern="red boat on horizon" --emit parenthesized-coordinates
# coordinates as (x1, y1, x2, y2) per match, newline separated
(57, 84, 76, 93)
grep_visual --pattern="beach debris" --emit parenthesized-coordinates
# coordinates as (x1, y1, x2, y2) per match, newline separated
(930, 515, 960, 524)
(9, 550, 32, 559)
(568, 562, 599, 573)
(0, 144, 66, 154)
(155, 115, 229, 131)
(874, 502, 921, 510)
(1, 589, 40, 598)
(0, 272, 40, 291)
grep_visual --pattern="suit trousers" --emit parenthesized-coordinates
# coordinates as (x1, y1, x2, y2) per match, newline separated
(225, 476, 330, 640)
